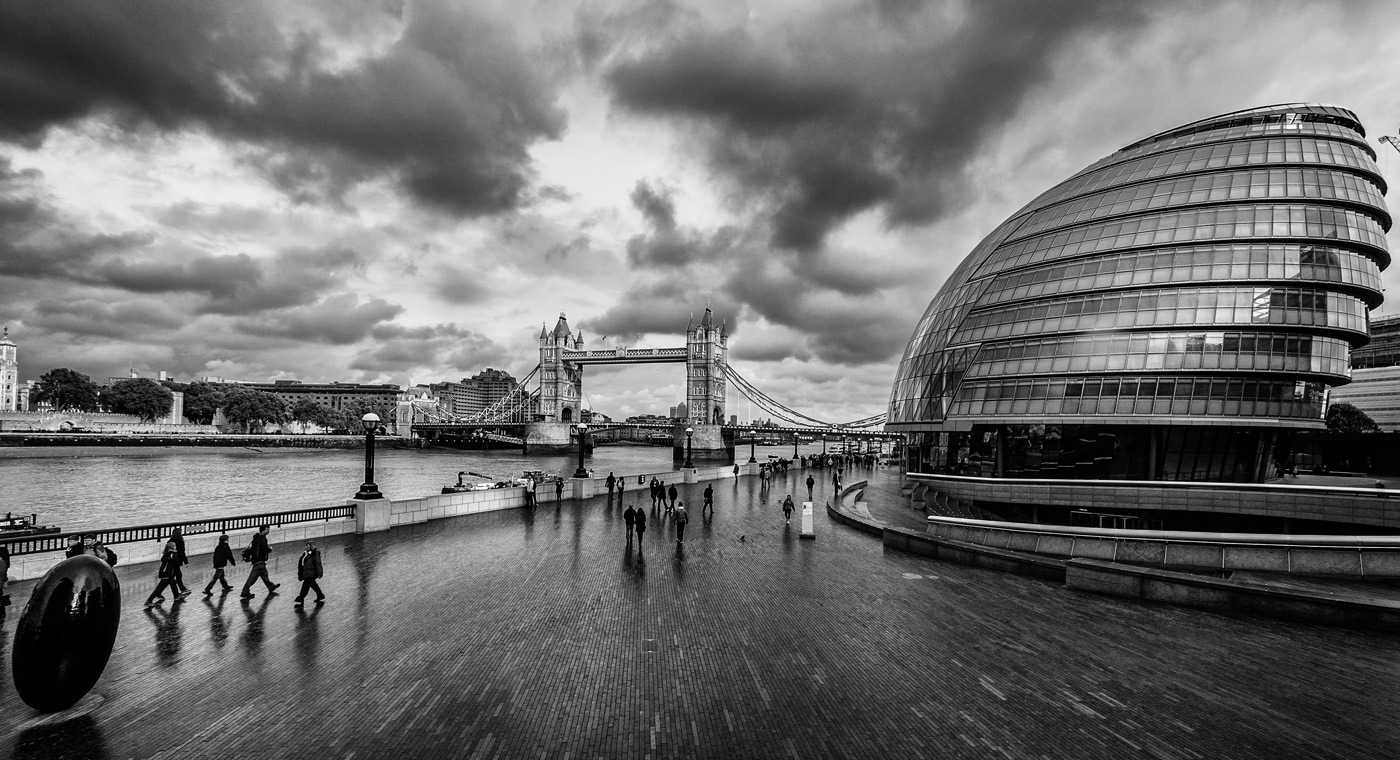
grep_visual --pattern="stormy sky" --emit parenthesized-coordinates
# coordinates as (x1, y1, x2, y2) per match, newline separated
(2, 0, 1399, 423)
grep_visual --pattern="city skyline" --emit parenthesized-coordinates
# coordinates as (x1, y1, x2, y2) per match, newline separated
(2, 1, 1399, 423)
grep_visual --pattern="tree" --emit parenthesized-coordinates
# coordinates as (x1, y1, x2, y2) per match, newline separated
(32, 368, 101, 412)
(102, 378, 174, 423)
(1326, 402, 1381, 434)
(180, 381, 226, 425)
(289, 397, 337, 433)
(331, 398, 394, 434)
(220, 387, 289, 434)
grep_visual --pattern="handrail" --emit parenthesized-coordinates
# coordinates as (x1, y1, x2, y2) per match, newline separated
(0, 504, 357, 557)
(926, 514, 1400, 548)
(908, 471, 1396, 499)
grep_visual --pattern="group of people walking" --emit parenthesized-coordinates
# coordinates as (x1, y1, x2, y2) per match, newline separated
(145, 525, 326, 609)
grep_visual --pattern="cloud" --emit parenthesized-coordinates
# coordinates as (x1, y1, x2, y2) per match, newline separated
(235, 293, 402, 344)
(602, 0, 1150, 251)
(0, 0, 566, 215)
(352, 322, 512, 374)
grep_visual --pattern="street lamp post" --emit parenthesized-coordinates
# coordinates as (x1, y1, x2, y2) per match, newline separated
(355, 413, 383, 500)
(748, 431, 757, 463)
(684, 426, 694, 468)
(572, 423, 590, 479)
(792, 433, 798, 459)
(821, 434, 827, 456)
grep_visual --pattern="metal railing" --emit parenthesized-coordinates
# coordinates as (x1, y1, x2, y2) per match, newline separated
(0, 504, 356, 557)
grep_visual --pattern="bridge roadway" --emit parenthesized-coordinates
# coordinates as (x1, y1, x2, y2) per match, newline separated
(4, 468, 1398, 758)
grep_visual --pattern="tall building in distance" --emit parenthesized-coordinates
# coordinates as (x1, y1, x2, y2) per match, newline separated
(431, 368, 520, 418)
(889, 104, 1389, 482)
(1327, 315, 1400, 429)
(0, 326, 17, 411)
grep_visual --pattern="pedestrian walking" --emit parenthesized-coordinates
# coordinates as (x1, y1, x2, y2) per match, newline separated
(294, 540, 325, 608)
(618, 478, 625, 499)
(524, 478, 536, 508)
(635, 508, 647, 550)
(0, 541, 10, 615)
(650, 478, 660, 508)
(203, 534, 236, 595)
(806, 474, 815, 498)
(782, 495, 795, 524)
(554, 478, 564, 503)
(703, 484, 713, 515)
(171, 526, 190, 594)
(733, 464, 740, 478)
(144, 539, 182, 607)
(606, 472, 616, 497)
(239, 525, 280, 599)
(667, 483, 678, 511)
(623, 504, 637, 541)
(675, 502, 688, 544)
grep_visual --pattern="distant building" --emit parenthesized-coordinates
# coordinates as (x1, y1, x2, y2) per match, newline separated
(1351, 315, 1400, 369)
(430, 368, 519, 418)
(0, 326, 17, 411)
(668, 402, 689, 420)
(624, 414, 671, 425)
(1328, 366, 1400, 430)
(242, 380, 401, 412)
(581, 409, 612, 424)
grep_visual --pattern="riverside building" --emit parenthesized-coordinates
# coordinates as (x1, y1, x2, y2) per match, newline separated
(889, 104, 1390, 485)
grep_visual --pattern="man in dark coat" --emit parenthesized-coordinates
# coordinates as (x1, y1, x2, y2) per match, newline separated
(623, 504, 636, 542)
(667, 483, 678, 511)
(294, 540, 325, 608)
(170, 527, 191, 597)
(606, 472, 616, 498)
(634, 508, 647, 552)
(554, 478, 564, 503)
(203, 533, 236, 595)
(240, 525, 280, 599)
(806, 474, 815, 498)
(703, 484, 714, 515)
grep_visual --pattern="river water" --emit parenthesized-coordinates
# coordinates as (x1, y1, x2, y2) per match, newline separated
(0, 442, 845, 532)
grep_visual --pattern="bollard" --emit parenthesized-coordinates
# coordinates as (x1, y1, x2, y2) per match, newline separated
(800, 502, 815, 540)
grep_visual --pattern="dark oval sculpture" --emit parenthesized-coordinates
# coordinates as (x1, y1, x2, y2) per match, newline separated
(12, 555, 122, 712)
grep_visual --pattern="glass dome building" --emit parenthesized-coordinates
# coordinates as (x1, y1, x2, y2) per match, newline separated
(889, 104, 1390, 482)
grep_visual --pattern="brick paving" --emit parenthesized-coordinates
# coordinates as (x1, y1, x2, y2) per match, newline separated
(4, 466, 1400, 759)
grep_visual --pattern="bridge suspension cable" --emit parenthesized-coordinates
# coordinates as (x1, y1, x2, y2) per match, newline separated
(413, 365, 541, 425)
(724, 366, 886, 430)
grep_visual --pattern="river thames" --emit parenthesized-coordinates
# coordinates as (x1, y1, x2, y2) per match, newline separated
(0, 442, 840, 532)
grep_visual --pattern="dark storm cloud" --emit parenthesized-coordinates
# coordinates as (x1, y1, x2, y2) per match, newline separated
(352, 322, 511, 374)
(235, 294, 402, 344)
(31, 297, 186, 339)
(624, 178, 747, 269)
(584, 279, 741, 342)
(603, 0, 1148, 251)
(0, 0, 565, 214)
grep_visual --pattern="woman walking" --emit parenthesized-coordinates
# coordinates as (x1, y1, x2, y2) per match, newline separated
(635, 507, 647, 553)
(145, 539, 182, 607)
(294, 540, 325, 608)
(782, 495, 795, 524)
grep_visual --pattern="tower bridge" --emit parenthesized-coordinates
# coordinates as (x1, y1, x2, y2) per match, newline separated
(402, 307, 893, 462)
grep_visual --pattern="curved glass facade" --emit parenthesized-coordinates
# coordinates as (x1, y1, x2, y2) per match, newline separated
(890, 104, 1390, 482)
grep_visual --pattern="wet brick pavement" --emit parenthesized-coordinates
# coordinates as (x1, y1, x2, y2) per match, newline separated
(3, 466, 1400, 759)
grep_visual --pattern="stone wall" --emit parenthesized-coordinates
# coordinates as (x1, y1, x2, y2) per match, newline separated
(912, 472, 1400, 531)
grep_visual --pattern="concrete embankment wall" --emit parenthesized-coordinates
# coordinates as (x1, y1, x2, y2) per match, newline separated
(7, 461, 774, 582)
(925, 515, 1400, 578)
(911, 472, 1400, 531)
(0, 433, 369, 448)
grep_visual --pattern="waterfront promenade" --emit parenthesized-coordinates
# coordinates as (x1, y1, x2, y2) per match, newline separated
(4, 467, 1400, 758)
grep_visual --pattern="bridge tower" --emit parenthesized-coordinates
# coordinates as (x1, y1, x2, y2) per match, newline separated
(686, 308, 727, 425)
(538, 313, 584, 423)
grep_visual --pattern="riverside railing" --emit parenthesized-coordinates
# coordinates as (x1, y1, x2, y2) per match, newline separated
(0, 504, 357, 557)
